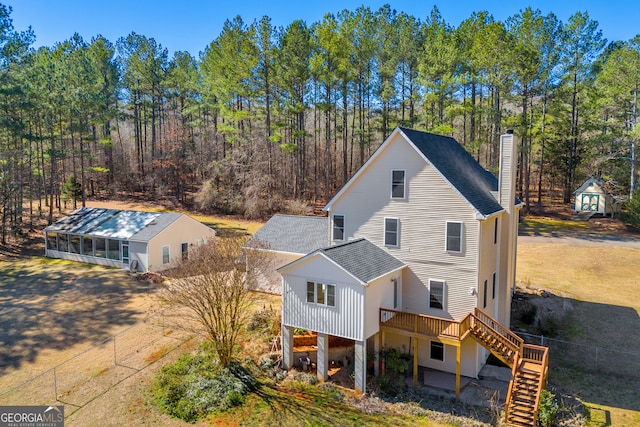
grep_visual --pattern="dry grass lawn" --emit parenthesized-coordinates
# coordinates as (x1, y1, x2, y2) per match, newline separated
(517, 241, 640, 427)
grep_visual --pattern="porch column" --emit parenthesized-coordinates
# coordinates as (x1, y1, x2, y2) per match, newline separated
(455, 345, 461, 400)
(316, 332, 329, 382)
(412, 337, 418, 387)
(282, 325, 294, 370)
(354, 339, 367, 394)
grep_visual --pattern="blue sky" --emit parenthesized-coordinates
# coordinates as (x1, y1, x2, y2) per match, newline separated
(4, 0, 640, 56)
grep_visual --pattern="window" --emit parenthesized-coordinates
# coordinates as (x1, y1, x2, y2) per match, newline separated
(446, 221, 463, 253)
(307, 282, 315, 303)
(391, 170, 405, 198)
(316, 282, 326, 304)
(58, 234, 68, 252)
(82, 236, 93, 256)
(384, 218, 399, 247)
(107, 239, 120, 260)
(332, 215, 345, 241)
(181, 242, 189, 260)
(492, 272, 497, 300)
(393, 278, 398, 309)
(306, 281, 336, 307)
(430, 341, 444, 361)
(327, 285, 335, 307)
(429, 280, 445, 310)
(94, 238, 106, 258)
(162, 246, 170, 264)
(69, 235, 81, 254)
(493, 217, 499, 244)
(483, 279, 488, 308)
(46, 232, 57, 251)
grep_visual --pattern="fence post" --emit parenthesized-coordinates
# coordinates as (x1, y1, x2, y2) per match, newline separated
(541, 335, 544, 346)
(53, 367, 57, 400)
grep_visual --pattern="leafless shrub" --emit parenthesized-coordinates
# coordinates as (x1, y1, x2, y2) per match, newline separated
(157, 236, 271, 367)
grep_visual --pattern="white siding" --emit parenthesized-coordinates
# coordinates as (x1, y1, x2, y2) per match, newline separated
(44, 250, 121, 268)
(363, 272, 402, 339)
(329, 132, 482, 320)
(477, 216, 499, 318)
(129, 242, 148, 272)
(145, 215, 215, 272)
(281, 256, 365, 341)
(256, 252, 302, 294)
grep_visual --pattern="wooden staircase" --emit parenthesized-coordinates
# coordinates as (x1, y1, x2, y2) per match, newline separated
(467, 309, 549, 427)
(378, 307, 549, 426)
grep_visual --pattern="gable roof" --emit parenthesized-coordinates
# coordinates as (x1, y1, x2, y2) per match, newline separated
(573, 176, 605, 195)
(44, 207, 205, 242)
(324, 127, 505, 218)
(278, 238, 405, 284)
(250, 214, 328, 254)
(399, 127, 504, 216)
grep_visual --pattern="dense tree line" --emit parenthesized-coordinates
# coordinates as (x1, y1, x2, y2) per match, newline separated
(0, 3, 638, 242)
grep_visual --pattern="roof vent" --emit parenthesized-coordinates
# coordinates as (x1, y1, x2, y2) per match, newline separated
(506, 129, 514, 135)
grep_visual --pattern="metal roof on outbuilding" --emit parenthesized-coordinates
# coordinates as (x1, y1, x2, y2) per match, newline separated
(44, 207, 180, 242)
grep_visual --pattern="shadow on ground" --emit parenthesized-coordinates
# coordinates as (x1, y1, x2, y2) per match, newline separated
(0, 258, 153, 375)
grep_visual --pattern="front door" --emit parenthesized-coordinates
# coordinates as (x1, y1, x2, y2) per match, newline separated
(122, 243, 129, 267)
(581, 194, 599, 211)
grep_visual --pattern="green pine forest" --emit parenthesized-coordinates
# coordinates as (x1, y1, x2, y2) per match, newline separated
(0, 4, 639, 242)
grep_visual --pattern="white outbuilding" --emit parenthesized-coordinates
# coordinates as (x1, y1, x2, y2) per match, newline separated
(573, 176, 620, 216)
(44, 207, 216, 271)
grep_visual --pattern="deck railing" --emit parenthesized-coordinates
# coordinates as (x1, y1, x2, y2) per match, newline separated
(379, 308, 464, 339)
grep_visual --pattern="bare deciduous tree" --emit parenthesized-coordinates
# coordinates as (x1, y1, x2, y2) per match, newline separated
(157, 235, 270, 367)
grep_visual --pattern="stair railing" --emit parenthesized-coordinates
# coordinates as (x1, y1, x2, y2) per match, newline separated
(503, 350, 520, 423)
(474, 308, 524, 354)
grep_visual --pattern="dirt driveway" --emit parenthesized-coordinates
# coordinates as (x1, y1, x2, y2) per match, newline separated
(0, 258, 158, 391)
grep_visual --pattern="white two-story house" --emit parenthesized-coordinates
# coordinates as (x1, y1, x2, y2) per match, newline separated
(253, 128, 547, 426)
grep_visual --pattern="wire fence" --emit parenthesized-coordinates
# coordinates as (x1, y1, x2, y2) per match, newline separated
(0, 308, 192, 414)
(519, 332, 640, 378)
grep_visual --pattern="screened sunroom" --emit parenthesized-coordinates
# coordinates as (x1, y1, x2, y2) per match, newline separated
(44, 207, 216, 272)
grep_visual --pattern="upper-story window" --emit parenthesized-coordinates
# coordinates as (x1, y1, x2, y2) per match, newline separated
(446, 221, 463, 253)
(332, 214, 345, 241)
(493, 217, 499, 244)
(391, 170, 405, 199)
(384, 217, 399, 247)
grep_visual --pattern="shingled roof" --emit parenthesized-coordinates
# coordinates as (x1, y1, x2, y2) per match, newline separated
(319, 238, 405, 283)
(250, 214, 328, 254)
(398, 127, 504, 217)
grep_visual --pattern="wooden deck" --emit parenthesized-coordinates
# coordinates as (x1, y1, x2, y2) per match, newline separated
(379, 307, 549, 426)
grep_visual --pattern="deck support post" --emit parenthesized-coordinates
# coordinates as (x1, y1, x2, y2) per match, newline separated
(455, 345, 461, 400)
(374, 332, 380, 376)
(380, 330, 385, 374)
(316, 332, 329, 383)
(412, 337, 418, 387)
(354, 339, 367, 394)
(282, 325, 293, 370)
